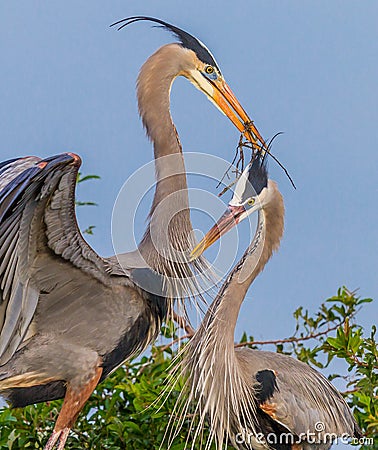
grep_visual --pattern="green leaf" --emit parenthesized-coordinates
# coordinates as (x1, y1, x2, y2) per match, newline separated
(75, 201, 98, 207)
(77, 174, 101, 183)
(327, 337, 344, 350)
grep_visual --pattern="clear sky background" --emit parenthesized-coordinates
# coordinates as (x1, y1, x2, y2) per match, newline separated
(1, 2, 377, 447)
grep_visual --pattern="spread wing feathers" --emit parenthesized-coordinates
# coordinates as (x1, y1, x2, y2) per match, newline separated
(237, 349, 359, 439)
(42, 159, 107, 279)
(0, 154, 112, 365)
(0, 157, 40, 192)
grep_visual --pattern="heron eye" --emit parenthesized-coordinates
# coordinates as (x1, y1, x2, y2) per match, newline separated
(205, 65, 214, 74)
(247, 198, 255, 206)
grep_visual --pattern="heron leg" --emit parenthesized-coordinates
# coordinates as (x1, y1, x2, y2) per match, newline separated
(43, 365, 103, 450)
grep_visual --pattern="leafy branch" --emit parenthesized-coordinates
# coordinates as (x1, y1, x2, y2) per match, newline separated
(234, 321, 343, 349)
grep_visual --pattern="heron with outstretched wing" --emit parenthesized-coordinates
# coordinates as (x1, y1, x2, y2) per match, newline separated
(0, 17, 265, 450)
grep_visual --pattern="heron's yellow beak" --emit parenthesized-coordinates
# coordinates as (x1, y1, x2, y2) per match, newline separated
(212, 79, 266, 151)
(187, 70, 266, 151)
(190, 205, 245, 260)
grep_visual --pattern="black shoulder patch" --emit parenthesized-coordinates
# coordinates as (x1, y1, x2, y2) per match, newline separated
(130, 267, 168, 298)
(255, 369, 279, 404)
(5, 380, 66, 407)
(101, 287, 168, 379)
(101, 313, 151, 379)
(111, 16, 220, 70)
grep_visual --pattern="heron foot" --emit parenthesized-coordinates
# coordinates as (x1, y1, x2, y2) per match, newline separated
(57, 428, 70, 450)
(44, 428, 70, 450)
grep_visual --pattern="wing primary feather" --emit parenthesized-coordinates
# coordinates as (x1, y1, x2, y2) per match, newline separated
(0, 158, 21, 173)
(18, 282, 39, 346)
(0, 217, 18, 250)
(0, 283, 23, 358)
(0, 167, 41, 222)
(1, 244, 18, 298)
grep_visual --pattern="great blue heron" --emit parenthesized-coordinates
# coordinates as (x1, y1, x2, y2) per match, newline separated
(179, 156, 362, 449)
(0, 17, 265, 450)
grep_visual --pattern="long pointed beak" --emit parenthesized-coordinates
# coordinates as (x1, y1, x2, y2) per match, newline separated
(190, 205, 245, 260)
(212, 78, 266, 151)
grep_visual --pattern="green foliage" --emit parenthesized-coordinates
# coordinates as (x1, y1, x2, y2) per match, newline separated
(292, 288, 378, 440)
(75, 173, 100, 235)
(0, 288, 376, 449)
(81, 225, 96, 235)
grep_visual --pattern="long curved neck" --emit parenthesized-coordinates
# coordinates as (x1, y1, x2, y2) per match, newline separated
(188, 183, 284, 369)
(207, 184, 284, 347)
(136, 45, 192, 269)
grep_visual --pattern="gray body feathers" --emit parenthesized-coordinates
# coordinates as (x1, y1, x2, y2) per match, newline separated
(0, 155, 167, 406)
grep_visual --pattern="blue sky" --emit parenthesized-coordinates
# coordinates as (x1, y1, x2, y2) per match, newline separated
(1, 1, 377, 445)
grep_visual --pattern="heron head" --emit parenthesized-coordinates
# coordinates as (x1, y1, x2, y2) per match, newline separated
(191, 156, 270, 260)
(111, 16, 266, 150)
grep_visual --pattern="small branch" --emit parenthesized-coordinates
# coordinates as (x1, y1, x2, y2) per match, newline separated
(346, 351, 378, 369)
(158, 312, 195, 351)
(341, 387, 359, 395)
(172, 311, 195, 337)
(235, 322, 341, 348)
(160, 334, 193, 352)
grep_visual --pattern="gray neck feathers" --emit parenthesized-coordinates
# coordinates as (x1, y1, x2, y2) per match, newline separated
(180, 184, 284, 447)
(135, 45, 208, 302)
(213, 183, 284, 339)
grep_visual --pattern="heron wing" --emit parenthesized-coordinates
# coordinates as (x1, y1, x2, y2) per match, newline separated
(0, 154, 118, 365)
(237, 349, 358, 438)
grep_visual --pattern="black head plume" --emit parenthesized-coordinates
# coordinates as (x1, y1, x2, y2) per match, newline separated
(248, 154, 268, 196)
(110, 16, 220, 71)
(233, 154, 268, 204)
